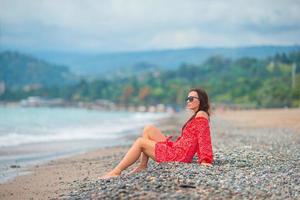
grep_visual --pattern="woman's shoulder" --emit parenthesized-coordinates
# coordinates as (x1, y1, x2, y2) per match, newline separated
(195, 111, 209, 120)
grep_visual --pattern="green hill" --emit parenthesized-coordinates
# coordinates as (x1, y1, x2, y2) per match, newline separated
(2, 50, 299, 108)
(0, 51, 76, 88)
(33, 45, 300, 78)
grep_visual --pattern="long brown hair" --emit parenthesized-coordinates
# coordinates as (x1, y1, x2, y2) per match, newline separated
(181, 87, 211, 131)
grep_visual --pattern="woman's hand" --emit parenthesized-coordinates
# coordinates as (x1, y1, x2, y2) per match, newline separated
(200, 162, 212, 167)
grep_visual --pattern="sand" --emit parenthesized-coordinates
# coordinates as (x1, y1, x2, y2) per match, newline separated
(214, 108, 300, 130)
(0, 108, 299, 199)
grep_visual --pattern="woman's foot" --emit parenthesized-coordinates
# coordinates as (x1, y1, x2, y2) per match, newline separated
(99, 168, 121, 180)
(128, 165, 147, 175)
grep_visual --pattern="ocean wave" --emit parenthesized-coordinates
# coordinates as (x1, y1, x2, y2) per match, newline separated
(0, 109, 171, 147)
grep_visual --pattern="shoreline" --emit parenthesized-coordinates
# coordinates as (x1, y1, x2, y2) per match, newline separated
(0, 137, 133, 184)
(0, 112, 186, 199)
(0, 108, 299, 199)
(0, 108, 175, 185)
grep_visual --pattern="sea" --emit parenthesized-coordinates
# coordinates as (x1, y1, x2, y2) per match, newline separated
(0, 106, 171, 183)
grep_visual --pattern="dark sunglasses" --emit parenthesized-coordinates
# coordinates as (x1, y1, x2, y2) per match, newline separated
(185, 96, 199, 103)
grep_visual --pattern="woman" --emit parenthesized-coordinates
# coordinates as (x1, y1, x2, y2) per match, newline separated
(100, 88, 214, 179)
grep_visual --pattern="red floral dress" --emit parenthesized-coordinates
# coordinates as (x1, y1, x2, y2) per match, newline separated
(155, 116, 214, 164)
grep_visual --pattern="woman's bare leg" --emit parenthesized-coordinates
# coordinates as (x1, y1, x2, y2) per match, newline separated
(100, 137, 156, 179)
(137, 125, 166, 169)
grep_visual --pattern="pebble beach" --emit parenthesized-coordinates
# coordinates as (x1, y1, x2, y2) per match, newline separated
(1, 109, 299, 199)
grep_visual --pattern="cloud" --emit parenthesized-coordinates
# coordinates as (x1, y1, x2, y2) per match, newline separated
(0, 0, 300, 52)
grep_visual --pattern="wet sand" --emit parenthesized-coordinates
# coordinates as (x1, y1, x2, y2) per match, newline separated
(0, 114, 185, 200)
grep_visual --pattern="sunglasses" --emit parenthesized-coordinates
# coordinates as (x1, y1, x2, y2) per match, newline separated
(185, 96, 199, 103)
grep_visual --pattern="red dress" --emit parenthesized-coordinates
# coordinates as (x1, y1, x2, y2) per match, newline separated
(155, 116, 213, 164)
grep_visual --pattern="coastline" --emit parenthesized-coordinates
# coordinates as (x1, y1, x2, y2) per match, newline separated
(0, 111, 186, 200)
(0, 108, 299, 199)
(0, 107, 173, 184)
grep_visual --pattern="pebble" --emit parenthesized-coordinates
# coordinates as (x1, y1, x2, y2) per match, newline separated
(65, 116, 300, 199)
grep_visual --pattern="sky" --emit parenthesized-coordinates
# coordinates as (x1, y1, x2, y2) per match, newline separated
(0, 0, 300, 53)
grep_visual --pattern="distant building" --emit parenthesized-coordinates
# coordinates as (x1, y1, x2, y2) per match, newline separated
(20, 96, 66, 107)
(138, 105, 147, 112)
(147, 105, 156, 112)
(166, 106, 175, 113)
(128, 105, 136, 112)
(22, 84, 42, 92)
(93, 99, 116, 110)
(20, 96, 43, 107)
(156, 104, 165, 112)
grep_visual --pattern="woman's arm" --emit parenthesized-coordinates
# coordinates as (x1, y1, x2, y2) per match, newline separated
(195, 116, 214, 165)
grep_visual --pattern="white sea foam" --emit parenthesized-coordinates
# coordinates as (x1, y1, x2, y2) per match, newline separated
(0, 107, 170, 147)
(0, 107, 172, 183)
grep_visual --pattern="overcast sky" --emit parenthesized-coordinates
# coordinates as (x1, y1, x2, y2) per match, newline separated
(0, 0, 300, 53)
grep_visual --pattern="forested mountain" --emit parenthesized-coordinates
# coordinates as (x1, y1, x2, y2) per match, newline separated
(0, 51, 76, 88)
(1, 50, 299, 108)
(33, 45, 300, 78)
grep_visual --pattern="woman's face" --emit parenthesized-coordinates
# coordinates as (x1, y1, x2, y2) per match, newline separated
(186, 91, 200, 112)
